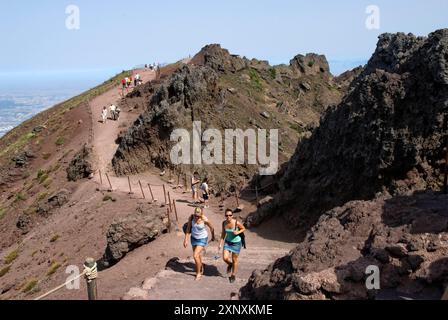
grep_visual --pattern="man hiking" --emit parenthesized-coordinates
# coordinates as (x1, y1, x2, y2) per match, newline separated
(109, 104, 118, 121)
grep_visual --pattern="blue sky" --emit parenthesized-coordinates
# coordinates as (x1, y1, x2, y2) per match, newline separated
(0, 0, 447, 76)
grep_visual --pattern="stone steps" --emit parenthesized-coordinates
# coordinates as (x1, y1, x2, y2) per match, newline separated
(123, 247, 290, 300)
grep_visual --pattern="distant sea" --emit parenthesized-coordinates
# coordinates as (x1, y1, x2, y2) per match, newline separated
(0, 68, 126, 137)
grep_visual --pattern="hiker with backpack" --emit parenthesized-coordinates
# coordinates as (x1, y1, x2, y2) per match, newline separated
(218, 209, 246, 283)
(183, 207, 215, 281)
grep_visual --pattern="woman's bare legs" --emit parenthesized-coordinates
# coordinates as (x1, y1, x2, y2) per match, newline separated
(193, 245, 204, 280)
(223, 250, 233, 274)
(231, 253, 239, 277)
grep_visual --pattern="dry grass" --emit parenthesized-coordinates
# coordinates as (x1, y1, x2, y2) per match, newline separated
(4, 249, 19, 264)
(21, 279, 38, 293)
(47, 261, 61, 276)
(0, 266, 10, 277)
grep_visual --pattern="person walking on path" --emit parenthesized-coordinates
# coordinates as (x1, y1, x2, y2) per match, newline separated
(200, 177, 210, 208)
(101, 106, 108, 124)
(191, 172, 201, 204)
(219, 209, 246, 283)
(109, 104, 118, 120)
(183, 207, 215, 281)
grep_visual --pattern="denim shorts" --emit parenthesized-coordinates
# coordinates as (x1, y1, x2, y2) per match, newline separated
(191, 236, 208, 247)
(224, 240, 242, 254)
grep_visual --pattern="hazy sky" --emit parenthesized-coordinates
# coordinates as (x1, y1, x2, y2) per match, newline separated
(0, 0, 447, 75)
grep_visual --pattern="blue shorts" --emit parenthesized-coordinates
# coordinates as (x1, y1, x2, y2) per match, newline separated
(191, 236, 208, 247)
(224, 240, 242, 254)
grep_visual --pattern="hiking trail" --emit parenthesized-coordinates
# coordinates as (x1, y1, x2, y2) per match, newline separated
(88, 67, 296, 300)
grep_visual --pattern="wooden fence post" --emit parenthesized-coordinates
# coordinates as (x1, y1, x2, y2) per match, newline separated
(99, 170, 103, 185)
(173, 199, 179, 222)
(138, 180, 145, 199)
(163, 184, 168, 206)
(84, 258, 97, 300)
(148, 184, 156, 202)
(168, 192, 173, 213)
(105, 173, 113, 190)
(166, 207, 171, 233)
(128, 176, 133, 194)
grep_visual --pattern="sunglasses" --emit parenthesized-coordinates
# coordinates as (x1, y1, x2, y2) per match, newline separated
(225, 214, 233, 217)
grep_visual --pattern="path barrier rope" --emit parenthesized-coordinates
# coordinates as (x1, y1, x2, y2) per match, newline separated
(33, 261, 98, 300)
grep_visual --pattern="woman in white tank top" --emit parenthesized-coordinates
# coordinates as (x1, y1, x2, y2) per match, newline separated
(183, 207, 215, 281)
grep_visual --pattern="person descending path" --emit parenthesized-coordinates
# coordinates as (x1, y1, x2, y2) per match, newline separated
(101, 106, 108, 124)
(191, 172, 201, 204)
(200, 177, 210, 208)
(183, 207, 215, 281)
(109, 103, 120, 121)
(219, 209, 246, 283)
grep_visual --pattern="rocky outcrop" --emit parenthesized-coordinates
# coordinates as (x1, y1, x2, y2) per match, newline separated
(290, 53, 331, 77)
(36, 189, 70, 216)
(248, 29, 448, 230)
(190, 44, 248, 73)
(241, 191, 448, 300)
(16, 213, 32, 234)
(112, 44, 344, 188)
(66, 145, 93, 181)
(112, 64, 220, 175)
(334, 66, 364, 92)
(100, 204, 169, 268)
(11, 150, 35, 167)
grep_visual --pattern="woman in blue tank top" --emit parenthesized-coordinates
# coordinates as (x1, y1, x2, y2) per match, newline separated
(218, 208, 246, 283)
(183, 207, 215, 281)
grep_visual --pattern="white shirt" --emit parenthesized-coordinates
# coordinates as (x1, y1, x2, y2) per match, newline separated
(110, 105, 116, 112)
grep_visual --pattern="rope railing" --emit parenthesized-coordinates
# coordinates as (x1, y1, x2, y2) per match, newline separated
(34, 259, 98, 301)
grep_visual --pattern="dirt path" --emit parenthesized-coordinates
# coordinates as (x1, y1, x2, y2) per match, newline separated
(86, 67, 297, 300)
(90, 68, 155, 174)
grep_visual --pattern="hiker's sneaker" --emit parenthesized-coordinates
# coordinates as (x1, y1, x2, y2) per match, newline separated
(229, 275, 236, 283)
(227, 264, 233, 275)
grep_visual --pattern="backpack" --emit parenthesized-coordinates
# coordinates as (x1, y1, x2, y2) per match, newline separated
(234, 217, 247, 249)
(182, 215, 194, 234)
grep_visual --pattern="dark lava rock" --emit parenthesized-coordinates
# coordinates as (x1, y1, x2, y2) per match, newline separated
(67, 145, 93, 181)
(248, 29, 448, 229)
(37, 189, 70, 216)
(100, 204, 169, 268)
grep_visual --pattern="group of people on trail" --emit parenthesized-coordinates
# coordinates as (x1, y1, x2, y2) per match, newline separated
(191, 172, 210, 208)
(145, 63, 159, 70)
(121, 73, 142, 91)
(183, 207, 246, 283)
(101, 103, 121, 124)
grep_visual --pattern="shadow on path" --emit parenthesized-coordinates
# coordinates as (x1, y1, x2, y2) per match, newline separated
(166, 257, 223, 278)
